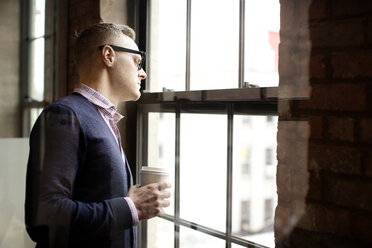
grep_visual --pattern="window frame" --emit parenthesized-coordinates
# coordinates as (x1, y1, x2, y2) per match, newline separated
(20, 0, 67, 136)
(136, 89, 277, 248)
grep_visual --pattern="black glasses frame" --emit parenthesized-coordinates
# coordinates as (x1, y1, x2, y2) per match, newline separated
(98, 44, 146, 70)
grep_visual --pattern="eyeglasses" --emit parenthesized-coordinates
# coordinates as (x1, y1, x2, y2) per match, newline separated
(98, 44, 146, 70)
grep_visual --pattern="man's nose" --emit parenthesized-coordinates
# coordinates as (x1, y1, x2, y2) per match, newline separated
(139, 69, 147, 79)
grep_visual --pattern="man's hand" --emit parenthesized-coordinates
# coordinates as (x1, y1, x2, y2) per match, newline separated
(127, 182, 171, 220)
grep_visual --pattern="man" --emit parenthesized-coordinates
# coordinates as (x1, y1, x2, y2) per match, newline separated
(25, 23, 171, 248)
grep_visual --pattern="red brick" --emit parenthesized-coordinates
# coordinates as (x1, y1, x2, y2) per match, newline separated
(297, 204, 352, 236)
(332, 51, 372, 78)
(70, 0, 99, 18)
(309, 0, 327, 20)
(308, 143, 361, 174)
(313, 206, 351, 236)
(364, 151, 372, 177)
(310, 23, 331, 48)
(307, 172, 322, 200)
(279, 42, 311, 79)
(309, 20, 365, 48)
(291, 167, 310, 200)
(277, 162, 291, 204)
(298, 83, 366, 111)
(327, 116, 355, 142)
(280, 0, 296, 33)
(332, 20, 364, 47)
(274, 205, 291, 244)
(277, 121, 310, 166)
(278, 99, 293, 119)
(323, 176, 372, 211)
(332, 0, 372, 17)
(366, 18, 372, 45)
(288, 229, 322, 248)
(309, 115, 323, 139)
(310, 54, 326, 79)
(360, 118, 372, 143)
(353, 213, 372, 244)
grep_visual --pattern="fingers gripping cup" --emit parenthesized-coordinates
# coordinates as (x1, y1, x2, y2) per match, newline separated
(140, 167, 170, 186)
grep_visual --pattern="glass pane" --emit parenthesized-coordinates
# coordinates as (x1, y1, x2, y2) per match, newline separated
(29, 39, 45, 101)
(147, 112, 175, 215)
(148, 0, 187, 92)
(30, 107, 44, 131)
(147, 217, 174, 248)
(180, 114, 227, 232)
(180, 226, 225, 248)
(31, 0, 46, 38)
(232, 115, 278, 248)
(244, 0, 280, 87)
(231, 243, 246, 248)
(190, 0, 239, 90)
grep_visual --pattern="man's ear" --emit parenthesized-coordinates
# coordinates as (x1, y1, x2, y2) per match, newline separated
(101, 45, 115, 67)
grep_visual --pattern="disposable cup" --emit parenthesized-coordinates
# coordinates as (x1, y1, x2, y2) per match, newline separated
(140, 167, 170, 185)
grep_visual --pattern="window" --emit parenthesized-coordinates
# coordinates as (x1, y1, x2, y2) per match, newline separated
(21, 0, 64, 136)
(135, 0, 279, 247)
(21, 0, 46, 135)
(147, 0, 280, 92)
(265, 148, 273, 166)
(264, 199, 274, 222)
(240, 200, 251, 233)
(240, 148, 251, 174)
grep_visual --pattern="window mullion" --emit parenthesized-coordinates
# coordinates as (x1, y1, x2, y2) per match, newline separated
(226, 103, 234, 248)
(174, 103, 181, 248)
(239, 0, 245, 88)
(185, 0, 191, 91)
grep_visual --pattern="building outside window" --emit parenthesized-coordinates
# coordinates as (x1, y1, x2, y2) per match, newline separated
(21, 0, 64, 136)
(265, 148, 273, 166)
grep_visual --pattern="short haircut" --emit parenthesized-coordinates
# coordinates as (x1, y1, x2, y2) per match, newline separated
(74, 23, 136, 70)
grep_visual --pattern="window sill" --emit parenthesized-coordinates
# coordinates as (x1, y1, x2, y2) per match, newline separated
(139, 87, 278, 104)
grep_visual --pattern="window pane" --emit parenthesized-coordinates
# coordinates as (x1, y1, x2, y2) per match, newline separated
(30, 107, 43, 131)
(148, 0, 187, 92)
(231, 244, 246, 248)
(147, 112, 175, 215)
(29, 39, 45, 101)
(190, 0, 239, 90)
(244, 0, 280, 87)
(232, 115, 278, 248)
(180, 114, 226, 232)
(146, 217, 174, 248)
(31, 0, 46, 38)
(180, 226, 225, 248)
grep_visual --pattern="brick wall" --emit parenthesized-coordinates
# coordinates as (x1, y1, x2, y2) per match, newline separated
(67, 0, 101, 93)
(275, 0, 372, 247)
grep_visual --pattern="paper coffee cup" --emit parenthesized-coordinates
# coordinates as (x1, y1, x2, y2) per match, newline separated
(140, 167, 170, 185)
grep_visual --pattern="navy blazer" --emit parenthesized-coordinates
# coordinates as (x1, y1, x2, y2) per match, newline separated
(25, 93, 136, 248)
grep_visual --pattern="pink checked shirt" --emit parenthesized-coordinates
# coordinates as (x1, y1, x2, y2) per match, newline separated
(73, 83, 139, 226)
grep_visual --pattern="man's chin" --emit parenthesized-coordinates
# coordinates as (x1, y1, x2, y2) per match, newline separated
(132, 92, 141, 101)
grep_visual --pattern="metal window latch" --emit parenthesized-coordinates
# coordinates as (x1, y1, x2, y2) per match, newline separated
(162, 87, 175, 92)
(162, 87, 175, 101)
(243, 82, 259, 88)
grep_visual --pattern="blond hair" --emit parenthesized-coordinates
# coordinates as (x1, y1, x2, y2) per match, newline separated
(74, 23, 136, 70)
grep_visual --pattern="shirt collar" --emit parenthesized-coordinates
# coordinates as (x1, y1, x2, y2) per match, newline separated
(73, 83, 123, 123)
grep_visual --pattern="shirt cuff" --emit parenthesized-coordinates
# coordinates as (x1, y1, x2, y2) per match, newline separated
(124, 197, 139, 226)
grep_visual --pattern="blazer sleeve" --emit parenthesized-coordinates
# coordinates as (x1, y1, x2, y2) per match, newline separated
(25, 103, 133, 244)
